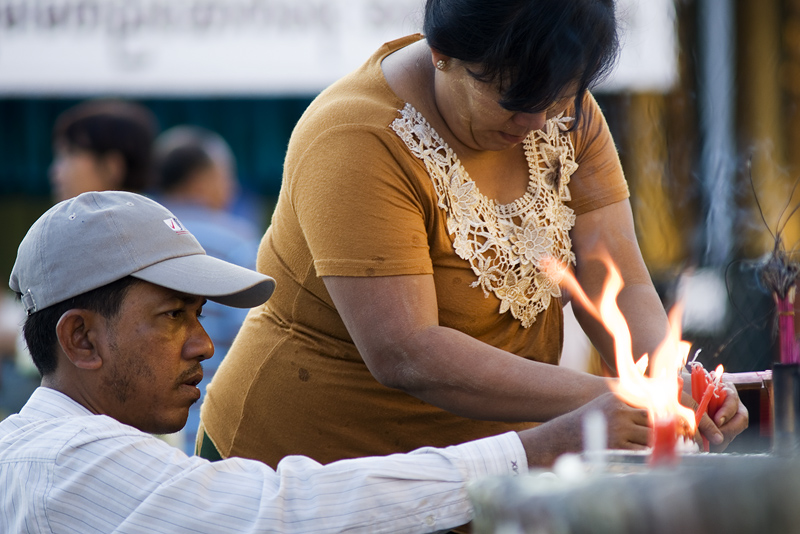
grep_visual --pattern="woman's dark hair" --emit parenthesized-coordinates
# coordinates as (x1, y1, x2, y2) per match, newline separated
(156, 145, 214, 193)
(423, 0, 619, 126)
(21, 276, 140, 377)
(53, 100, 159, 192)
(153, 126, 233, 193)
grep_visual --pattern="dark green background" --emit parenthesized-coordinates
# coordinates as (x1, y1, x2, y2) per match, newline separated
(0, 97, 315, 285)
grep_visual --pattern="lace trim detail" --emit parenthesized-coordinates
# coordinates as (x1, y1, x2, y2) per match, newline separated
(391, 103, 578, 328)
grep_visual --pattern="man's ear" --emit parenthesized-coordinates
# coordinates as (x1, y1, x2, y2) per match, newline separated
(55, 309, 104, 370)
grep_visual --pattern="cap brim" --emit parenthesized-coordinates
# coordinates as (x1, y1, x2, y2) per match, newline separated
(131, 254, 275, 308)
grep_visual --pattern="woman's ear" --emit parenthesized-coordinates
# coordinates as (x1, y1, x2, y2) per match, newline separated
(55, 309, 103, 370)
(430, 49, 451, 71)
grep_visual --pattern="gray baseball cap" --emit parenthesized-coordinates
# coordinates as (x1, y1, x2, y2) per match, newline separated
(9, 191, 275, 314)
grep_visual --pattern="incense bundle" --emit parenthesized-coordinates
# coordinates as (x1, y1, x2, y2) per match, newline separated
(759, 243, 800, 364)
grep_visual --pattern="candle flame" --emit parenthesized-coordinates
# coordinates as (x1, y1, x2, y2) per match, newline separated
(713, 364, 725, 386)
(635, 354, 649, 375)
(557, 256, 696, 433)
(680, 342, 692, 366)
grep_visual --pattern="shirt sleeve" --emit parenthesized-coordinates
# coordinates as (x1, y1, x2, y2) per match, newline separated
(566, 92, 630, 215)
(49, 428, 526, 533)
(288, 123, 434, 278)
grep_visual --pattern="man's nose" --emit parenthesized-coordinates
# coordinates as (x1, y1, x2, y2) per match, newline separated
(511, 111, 546, 131)
(186, 323, 215, 362)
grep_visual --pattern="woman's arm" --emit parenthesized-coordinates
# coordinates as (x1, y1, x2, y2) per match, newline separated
(323, 273, 619, 424)
(569, 199, 748, 448)
(569, 198, 669, 368)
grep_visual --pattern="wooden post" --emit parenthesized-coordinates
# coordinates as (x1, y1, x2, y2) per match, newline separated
(738, 0, 796, 255)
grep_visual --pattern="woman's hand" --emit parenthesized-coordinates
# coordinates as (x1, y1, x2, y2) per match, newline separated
(517, 392, 650, 468)
(681, 378, 749, 451)
(707, 380, 749, 451)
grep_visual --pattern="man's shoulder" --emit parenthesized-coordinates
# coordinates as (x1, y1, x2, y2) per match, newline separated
(0, 412, 146, 459)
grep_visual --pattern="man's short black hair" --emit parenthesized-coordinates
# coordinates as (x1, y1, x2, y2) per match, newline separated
(21, 276, 141, 376)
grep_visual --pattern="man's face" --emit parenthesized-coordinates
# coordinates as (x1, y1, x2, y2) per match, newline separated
(98, 281, 213, 435)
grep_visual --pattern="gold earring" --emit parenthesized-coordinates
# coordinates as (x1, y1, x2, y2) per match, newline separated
(436, 59, 447, 71)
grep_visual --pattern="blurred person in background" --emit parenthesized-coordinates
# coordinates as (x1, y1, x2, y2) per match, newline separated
(152, 125, 260, 454)
(0, 294, 33, 420)
(0, 99, 159, 418)
(50, 99, 158, 202)
(198, 0, 748, 480)
(3, 99, 158, 421)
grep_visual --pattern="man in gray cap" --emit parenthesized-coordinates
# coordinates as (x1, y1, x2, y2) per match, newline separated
(0, 191, 648, 533)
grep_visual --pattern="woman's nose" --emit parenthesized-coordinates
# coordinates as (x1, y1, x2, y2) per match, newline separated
(511, 111, 546, 131)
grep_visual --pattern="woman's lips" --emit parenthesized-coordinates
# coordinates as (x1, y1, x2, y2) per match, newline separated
(499, 131, 527, 144)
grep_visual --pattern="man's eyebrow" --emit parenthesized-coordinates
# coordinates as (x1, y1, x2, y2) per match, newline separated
(174, 293, 207, 306)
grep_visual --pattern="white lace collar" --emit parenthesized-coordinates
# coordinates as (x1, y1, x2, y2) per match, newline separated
(391, 103, 579, 327)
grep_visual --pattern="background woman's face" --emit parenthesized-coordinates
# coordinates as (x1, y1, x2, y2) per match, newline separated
(49, 144, 117, 202)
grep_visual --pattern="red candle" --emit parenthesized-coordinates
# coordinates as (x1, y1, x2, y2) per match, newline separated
(690, 362, 707, 403)
(650, 415, 679, 466)
(709, 386, 727, 418)
(707, 370, 727, 420)
(691, 364, 710, 452)
(695, 382, 716, 452)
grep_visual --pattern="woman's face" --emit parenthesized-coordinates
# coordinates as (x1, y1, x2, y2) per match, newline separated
(434, 62, 575, 152)
(49, 143, 120, 202)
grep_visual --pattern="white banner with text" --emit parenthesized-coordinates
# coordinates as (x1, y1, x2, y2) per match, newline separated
(0, 0, 676, 96)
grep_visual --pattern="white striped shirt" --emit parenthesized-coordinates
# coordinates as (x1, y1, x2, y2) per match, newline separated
(0, 387, 526, 533)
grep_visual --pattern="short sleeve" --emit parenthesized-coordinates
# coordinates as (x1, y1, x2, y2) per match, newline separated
(566, 92, 630, 215)
(289, 124, 434, 277)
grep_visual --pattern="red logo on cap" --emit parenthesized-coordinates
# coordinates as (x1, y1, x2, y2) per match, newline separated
(163, 217, 189, 234)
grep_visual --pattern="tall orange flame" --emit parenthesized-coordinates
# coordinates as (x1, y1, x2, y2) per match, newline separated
(555, 256, 696, 434)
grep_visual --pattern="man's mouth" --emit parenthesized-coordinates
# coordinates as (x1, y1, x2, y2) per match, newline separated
(179, 371, 204, 403)
(185, 375, 202, 387)
(177, 366, 203, 389)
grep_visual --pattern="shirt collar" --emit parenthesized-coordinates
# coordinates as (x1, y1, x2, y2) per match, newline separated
(19, 387, 95, 420)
